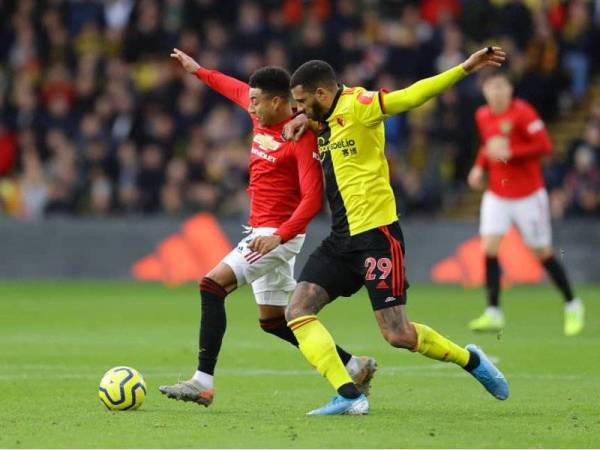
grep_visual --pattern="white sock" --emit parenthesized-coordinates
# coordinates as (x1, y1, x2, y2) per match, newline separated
(565, 298, 582, 312)
(192, 370, 214, 389)
(345, 356, 360, 376)
(485, 306, 503, 318)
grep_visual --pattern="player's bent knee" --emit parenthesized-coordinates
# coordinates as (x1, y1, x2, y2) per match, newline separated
(259, 314, 287, 333)
(285, 282, 321, 321)
(199, 276, 222, 290)
(285, 298, 307, 322)
(532, 247, 553, 260)
(198, 277, 228, 301)
(204, 264, 238, 292)
(383, 330, 416, 349)
(482, 235, 502, 255)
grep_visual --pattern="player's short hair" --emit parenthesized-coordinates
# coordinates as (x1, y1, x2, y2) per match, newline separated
(480, 68, 512, 85)
(290, 60, 338, 92)
(248, 66, 291, 99)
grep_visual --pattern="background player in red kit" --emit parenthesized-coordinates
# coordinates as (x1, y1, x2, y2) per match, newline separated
(159, 49, 375, 407)
(468, 70, 584, 336)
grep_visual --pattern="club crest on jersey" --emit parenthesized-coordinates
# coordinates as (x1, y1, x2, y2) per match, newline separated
(357, 91, 376, 105)
(500, 120, 512, 134)
(336, 115, 345, 127)
(253, 133, 281, 152)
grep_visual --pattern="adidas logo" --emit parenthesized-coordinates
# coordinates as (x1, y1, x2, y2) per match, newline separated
(132, 213, 232, 284)
(384, 296, 396, 303)
(376, 280, 388, 289)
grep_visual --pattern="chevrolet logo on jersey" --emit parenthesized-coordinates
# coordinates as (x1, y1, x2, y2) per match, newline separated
(253, 133, 281, 151)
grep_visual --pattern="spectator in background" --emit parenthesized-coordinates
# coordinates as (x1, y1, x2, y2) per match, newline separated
(137, 144, 164, 214)
(19, 148, 48, 220)
(567, 120, 600, 168)
(0, 0, 598, 221)
(562, 145, 600, 216)
(549, 120, 600, 218)
(89, 166, 113, 215)
(495, 0, 533, 50)
(115, 140, 139, 213)
(459, 0, 495, 43)
(561, 0, 593, 103)
(519, 11, 564, 119)
(0, 121, 17, 177)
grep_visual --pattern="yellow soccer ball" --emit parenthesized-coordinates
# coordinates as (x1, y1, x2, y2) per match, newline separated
(98, 366, 147, 411)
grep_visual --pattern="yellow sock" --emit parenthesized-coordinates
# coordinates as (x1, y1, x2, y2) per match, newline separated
(412, 322, 470, 367)
(288, 315, 352, 390)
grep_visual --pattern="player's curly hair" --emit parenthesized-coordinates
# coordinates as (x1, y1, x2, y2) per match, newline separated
(290, 60, 338, 92)
(249, 66, 291, 99)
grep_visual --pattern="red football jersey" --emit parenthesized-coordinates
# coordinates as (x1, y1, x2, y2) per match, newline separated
(475, 98, 552, 198)
(195, 68, 323, 242)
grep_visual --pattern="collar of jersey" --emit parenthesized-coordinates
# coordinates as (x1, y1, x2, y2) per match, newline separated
(323, 85, 344, 121)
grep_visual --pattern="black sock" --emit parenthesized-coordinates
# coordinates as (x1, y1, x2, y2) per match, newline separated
(259, 316, 353, 365)
(198, 277, 228, 375)
(542, 256, 575, 303)
(335, 345, 353, 366)
(486, 256, 501, 308)
(463, 350, 481, 372)
(337, 382, 361, 399)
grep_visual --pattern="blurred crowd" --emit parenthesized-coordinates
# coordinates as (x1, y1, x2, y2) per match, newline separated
(0, 0, 599, 221)
(546, 101, 600, 218)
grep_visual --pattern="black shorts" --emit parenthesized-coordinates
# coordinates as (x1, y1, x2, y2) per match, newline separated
(298, 221, 409, 310)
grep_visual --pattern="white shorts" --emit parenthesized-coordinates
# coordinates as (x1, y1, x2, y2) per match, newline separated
(222, 227, 305, 306)
(480, 188, 552, 248)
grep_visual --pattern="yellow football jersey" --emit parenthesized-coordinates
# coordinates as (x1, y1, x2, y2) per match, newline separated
(312, 64, 467, 236)
(317, 86, 395, 236)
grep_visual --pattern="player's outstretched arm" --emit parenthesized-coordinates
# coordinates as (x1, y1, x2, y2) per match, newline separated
(170, 48, 201, 73)
(462, 46, 506, 74)
(382, 47, 506, 115)
(170, 48, 250, 109)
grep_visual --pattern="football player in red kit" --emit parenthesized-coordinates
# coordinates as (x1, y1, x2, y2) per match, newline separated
(468, 70, 584, 336)
(158, 49, 375, 407)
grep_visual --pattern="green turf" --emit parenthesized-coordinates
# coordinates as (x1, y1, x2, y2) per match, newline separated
(0, 281, 598, 448)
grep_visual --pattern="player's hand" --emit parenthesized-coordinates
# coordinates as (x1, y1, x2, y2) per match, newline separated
(485, 136, 511, 162)
(170, 48, 201, 73)
(462, 46, 506, 73)
(467, 166, 486, 191)
(248, 235, 282, 255)
(282, 114, 309, 142)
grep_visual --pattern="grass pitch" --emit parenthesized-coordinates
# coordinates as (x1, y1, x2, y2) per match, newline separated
(1, 281, 599, 448)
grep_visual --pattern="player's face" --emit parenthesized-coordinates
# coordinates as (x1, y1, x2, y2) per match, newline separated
(291, 85, 327, 121)
(248, 88, 280, 126)
(482, 76, 513, 111)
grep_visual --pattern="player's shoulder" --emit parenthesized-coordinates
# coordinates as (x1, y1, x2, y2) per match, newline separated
(513, 98, 538, 115)
(342, 86, 363, 97)
(340, 85, 375, 105)
(340, 86, 378, 105)
(292, 128, 318, 150)
(475, 104, 491, 119)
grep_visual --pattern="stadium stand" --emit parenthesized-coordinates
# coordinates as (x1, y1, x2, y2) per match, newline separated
(0, 0, 598, 220)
